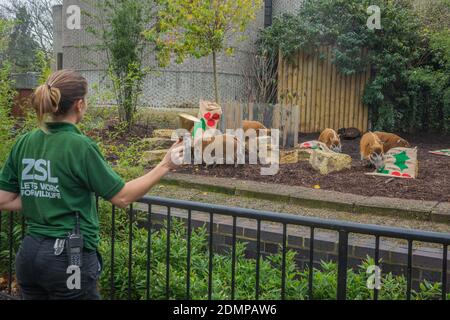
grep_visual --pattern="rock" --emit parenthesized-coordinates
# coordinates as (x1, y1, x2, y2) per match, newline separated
(260, 149, 301, 165)
(280, 150, 299, 164)
(142, 149, 168, 166)
(142, 137, 174, 150)
(309, 149, 352, 175)
(152, 129, 174, 139)
(298, 149, 314, 161)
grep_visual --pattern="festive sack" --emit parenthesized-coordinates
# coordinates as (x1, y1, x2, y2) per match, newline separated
(366, 147, 418, 179)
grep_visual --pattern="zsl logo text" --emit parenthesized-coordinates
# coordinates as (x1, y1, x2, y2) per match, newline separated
(22, 159, 59, 183)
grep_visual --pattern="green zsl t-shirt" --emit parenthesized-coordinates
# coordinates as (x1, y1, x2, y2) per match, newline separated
(0, 122, 125, 250)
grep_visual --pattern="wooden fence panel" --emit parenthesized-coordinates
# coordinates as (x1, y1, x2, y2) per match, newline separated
(220, 102, 299, 148)
(278, 47, 370, 133)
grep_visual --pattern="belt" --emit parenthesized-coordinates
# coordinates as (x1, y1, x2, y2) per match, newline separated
(27, 234, 95, 253)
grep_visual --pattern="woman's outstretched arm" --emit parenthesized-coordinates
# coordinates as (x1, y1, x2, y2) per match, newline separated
(110, 141, 184, 209)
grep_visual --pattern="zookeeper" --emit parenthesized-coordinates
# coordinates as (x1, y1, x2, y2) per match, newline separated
(0, 69, 184, 300)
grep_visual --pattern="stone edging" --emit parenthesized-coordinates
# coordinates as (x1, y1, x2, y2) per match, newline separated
(161, 173, 450, 223)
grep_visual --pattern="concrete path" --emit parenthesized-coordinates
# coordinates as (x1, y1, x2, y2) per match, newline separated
(161, 173, 450, 223)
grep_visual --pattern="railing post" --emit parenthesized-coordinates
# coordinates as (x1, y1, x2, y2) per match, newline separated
(127, 204, 133, 300)
(146, 204, 152, 300)
(337, 230, 348, 300)
(110, 205, 116, 300)
(308, 227, 315, 300)
(8, 212, 13, 295)
(21, 215, 25, 239)
(231, 216, 237, 300)
(443, 245, 448, 301)
(186, 209, 192, 300)
(0, 211, 2, 260)
(166, 207, 171, 300)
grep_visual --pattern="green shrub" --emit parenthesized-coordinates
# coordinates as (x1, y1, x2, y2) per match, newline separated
(0, 214, 24, 275)
(1, 202, 449, 300)
(257, 0, 450, 133)
(96, 208, 449, 300)
(0, 63, 16, 168)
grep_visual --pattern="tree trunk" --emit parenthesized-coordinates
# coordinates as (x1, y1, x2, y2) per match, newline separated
(212, 50, 219, 103)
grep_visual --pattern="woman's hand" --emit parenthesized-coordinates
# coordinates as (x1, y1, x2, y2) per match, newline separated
(159, 140, 185, 170)
(110, 140, 186, 208)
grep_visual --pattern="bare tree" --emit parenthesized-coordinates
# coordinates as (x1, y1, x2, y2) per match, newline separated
(0, 0, 62, 58)
(242, 53, 278, 104)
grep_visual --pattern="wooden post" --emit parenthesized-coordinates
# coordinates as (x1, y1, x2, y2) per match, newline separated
(237, 102, 243, 130)
(248, 102, 254, 121)
(293, 104, 300, 147)
(282, 104, 288, 148)
(273, 104, 281, 147)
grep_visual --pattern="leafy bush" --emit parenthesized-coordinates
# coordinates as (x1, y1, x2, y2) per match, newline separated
(0, 214, 24, 276)
(0, 19, 15, 167)
(1, 198, 449, 300)
(0, 63, 16, 168)
(257, 0, 450, 133)
(85, 0, 155, 130)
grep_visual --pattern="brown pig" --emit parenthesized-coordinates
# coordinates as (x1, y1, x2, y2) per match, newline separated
(200, 134, 244, 168)
(360, 132, 384, 169)
(374, 131, 410, 153)
(242, 120, 271, 136)
(318, 128, 342, 153)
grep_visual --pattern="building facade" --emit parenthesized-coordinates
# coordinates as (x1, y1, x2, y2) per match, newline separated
(52, 0, 303, 107)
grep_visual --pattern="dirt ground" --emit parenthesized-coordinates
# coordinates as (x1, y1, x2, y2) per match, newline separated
(84, 116, 449, 202)
(176, 132, 450, 202)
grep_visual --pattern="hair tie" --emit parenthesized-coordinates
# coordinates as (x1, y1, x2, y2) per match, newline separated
(47, 84, 52, 90)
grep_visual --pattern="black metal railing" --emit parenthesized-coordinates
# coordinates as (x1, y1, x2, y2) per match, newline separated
(1, 196, 450, 300)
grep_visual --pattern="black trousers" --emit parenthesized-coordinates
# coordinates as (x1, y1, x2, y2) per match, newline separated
(15, 235, 102, 300)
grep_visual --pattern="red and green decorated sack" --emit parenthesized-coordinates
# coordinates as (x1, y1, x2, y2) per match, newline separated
(366, 147, 418, 179)
(192, 100, 223, 138)
(429, 149, 450, 157)
(299, 140, 331, 152)
(298, 140, 338, 162)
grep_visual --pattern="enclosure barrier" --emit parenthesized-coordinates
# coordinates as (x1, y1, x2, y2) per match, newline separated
(1, 196, 449, 300)
(220, 102, 300, 148)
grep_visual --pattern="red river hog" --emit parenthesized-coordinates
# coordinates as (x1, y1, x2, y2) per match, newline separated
(374, 131, 410, 153)
(318, 128, 342, 153)
(360, 132, 384, 169)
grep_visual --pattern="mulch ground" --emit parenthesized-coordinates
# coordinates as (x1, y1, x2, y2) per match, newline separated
(85, 120, 449, 202)
(176, 132, 450, 202)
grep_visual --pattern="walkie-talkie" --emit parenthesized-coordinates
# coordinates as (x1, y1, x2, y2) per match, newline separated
(66, 212, 84, 267)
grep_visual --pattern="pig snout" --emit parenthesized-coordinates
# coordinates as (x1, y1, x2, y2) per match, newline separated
(369, 153, 384, 169)
(331, 144, 342, 153)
